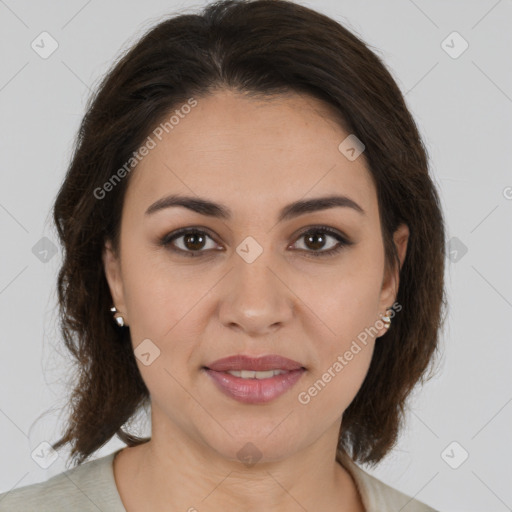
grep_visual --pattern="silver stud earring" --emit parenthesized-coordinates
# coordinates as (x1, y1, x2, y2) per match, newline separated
(110, 306, 125, 327)
(380, 308, 393, 330)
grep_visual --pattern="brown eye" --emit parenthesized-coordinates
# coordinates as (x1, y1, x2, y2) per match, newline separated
(291, 227, 353, 258)
(160, 228, 219, 257)
(160, 225, 353, 259)
(302, 231, 334, 251)
(180, 231, 208, 251)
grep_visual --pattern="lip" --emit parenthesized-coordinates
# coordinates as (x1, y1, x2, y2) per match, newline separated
(205, 354, 305, 372)
(203, 355, 306, 404)
(204, 368, 305, 404)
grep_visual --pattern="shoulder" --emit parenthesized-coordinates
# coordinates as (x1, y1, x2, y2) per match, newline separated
(0, 451, 125, 512)
(339, 452, 440, 512)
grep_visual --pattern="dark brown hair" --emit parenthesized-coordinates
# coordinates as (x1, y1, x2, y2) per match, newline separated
(50, 0, 447, 468)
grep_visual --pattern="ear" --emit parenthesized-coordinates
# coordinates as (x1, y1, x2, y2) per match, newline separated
(102, 238, 128, 324)
(377, 223, 409, 332)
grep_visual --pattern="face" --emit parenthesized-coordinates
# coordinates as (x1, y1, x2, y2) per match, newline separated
(103, 89, 408, 464)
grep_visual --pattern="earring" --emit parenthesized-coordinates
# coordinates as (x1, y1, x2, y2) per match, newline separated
(380, 308, 393, 330)
(110, 306, 125, 327)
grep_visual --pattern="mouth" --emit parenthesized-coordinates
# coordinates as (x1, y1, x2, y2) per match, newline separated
(204, 354, 305, 372)
(202, 354, 306, 404)
(219, 369, 291, 379)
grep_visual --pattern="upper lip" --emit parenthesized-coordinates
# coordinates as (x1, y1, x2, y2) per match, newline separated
(205, 355, 305, 372)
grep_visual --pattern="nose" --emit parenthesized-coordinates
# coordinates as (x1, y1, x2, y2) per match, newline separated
(217, 248, 294, 336)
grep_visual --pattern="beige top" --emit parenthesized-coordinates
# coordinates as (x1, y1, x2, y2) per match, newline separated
(0, 448, 439, 511)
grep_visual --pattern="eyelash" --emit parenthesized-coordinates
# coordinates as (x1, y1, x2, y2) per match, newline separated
(158, 225, 354, 259)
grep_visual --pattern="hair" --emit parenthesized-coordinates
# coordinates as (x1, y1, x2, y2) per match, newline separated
(50, 0, 447, 468)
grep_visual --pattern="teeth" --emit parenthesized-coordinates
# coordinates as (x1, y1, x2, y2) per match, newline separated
(226, 369, 289, 379)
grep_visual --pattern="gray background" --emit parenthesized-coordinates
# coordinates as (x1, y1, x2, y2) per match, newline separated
(1, 0, 511, 510)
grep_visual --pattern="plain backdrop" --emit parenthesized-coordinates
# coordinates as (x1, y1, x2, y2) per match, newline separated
(1, 1, 511, 511)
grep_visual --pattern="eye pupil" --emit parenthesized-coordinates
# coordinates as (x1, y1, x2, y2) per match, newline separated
(305, 232, 326, 250)
(184, 232, 206, 250)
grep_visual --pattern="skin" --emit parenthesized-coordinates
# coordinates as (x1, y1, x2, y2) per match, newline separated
(103, 89, 409, 511)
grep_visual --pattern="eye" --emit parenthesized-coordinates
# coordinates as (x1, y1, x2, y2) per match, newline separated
(159, 228, 220, 258)
(159, 225, 353, 258)
(290, 226, 354, 258)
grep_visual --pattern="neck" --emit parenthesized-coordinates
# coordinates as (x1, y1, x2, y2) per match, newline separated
(113, 419, 364, 511)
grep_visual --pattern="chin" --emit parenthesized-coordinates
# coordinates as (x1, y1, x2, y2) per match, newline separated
(196, 419, 305, 465)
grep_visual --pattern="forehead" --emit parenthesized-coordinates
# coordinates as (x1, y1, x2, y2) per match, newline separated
(124, 90, 377, 220)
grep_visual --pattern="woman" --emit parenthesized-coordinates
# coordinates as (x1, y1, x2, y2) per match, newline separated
(0, 0, 446, 510)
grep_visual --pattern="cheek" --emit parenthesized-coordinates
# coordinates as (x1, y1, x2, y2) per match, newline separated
(294, 248, 383, 406)
(121, 243, 198, 340)
(120, 246, 210, 388)
(297, 302, 377, 421)
(297, 254, 384, 340)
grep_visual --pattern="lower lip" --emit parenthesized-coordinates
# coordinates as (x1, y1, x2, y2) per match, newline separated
(204, 368, 305, 404)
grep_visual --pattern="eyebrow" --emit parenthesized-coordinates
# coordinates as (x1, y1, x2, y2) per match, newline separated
(145, 193, 365, 221)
